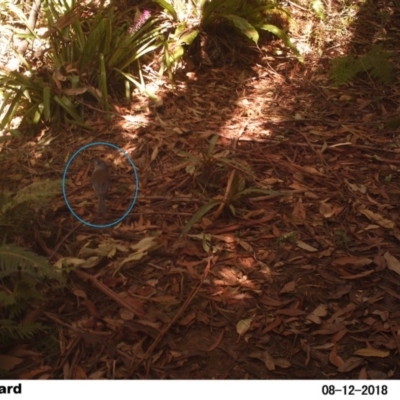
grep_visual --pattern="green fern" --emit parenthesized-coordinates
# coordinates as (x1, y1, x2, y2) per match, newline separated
(0, 179, 62, 243)
(0, 319, 45, 342)
(1, 179, 62, 214)
(0, 244, 64, 282)
(361, 45, 393, 85)
(330, 45, 394, 85)
(0, 244, 65, 345)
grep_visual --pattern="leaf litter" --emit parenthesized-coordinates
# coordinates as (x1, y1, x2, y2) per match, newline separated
(3, 0, 400, 380)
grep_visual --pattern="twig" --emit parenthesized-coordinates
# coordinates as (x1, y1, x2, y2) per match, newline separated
(213, 129, 244, 220)
(128, 258, 211, 377)
(74, 269, 146, 317)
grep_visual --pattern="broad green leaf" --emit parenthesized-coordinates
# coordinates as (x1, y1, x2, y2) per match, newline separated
(153, 0, 178, 20)
(178, 29, 199, 46)
(259, 24, 302, 61)
(53, 95, 82, 121)
(201, 0, 235, 25)
(43, 86, 51, 121)
(99, 53, 109, 113)
(224, 14, 258, 43)
(182, 199, 221, 235)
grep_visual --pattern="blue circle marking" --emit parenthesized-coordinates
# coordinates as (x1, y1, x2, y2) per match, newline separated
(62, 142, 139, 228)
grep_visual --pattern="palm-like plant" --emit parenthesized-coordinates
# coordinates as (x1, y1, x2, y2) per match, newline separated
(0, 1, 162, 131)
(154, 0, 299, 69)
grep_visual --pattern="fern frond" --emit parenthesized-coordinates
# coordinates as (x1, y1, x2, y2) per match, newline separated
(330, 55, 361, 85)
(2, 180, 63, 214)
(330, 45, 394, 86)
(361, 44, 393, 85)
(0, 319, 45, 342)
(0, 290, 17, 307)
(0, 244, 64, 283)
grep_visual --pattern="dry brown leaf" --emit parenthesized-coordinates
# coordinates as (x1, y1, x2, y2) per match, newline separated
(359, 366, 368, 379)
(340, 270, 375, 279)
(302, 166, 324, 176)
(280, 280, 296, 293)
(329, 344, 344, 367)
(328, 303, 356, 323)
(264, 316, 282, 333)
(72, 288, 87, 298)
(332, 256, 373, 267)
(89, 370, 105, 379)
(296, 240, 318, 252)
(178, 311, 196, 326)
(359, 208, 395, 229)
(264, 178, 284, 185)
(272, 224, 281, 237)
(312, 323, 346, 335)
(371, 310, 389, 321)
(306, 304, 328, 324)
(346, 181, 367, 193)
(84, 298, 99, 317)
(275, 308, 305, 317)
(262, 350, 275, 371)
(313, 343, 334, 350)
(383, 252, 400, 275)
(236, 317, 253, 336)
(354, 348, 390, 358)
(236, 238, 253, 252)
(207, 330, 224, 352)
(292, 199, 306, 224)
(151, 295, 180, 304)
(338, 357, 364, 372)
(319, 202, 335, 218)
(73, 365, 88, 379)
(331, 328, 347, 343)
(54, 257, 86, 269)
(274, 358, 291, 368)
(120, 309, 135, 321)
(260, 296, 284, 307)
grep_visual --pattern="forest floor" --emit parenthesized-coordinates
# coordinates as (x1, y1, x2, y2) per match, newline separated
(3, 0, 400, 379)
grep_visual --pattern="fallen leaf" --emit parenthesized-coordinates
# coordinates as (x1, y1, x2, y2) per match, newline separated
(280, 280, 296, 293)
(338, 357, 364, 372)
(274, 358, 291, 368)
(346, 181, 367, 193)
(354, 348, 390, 358)
(359, 208, 395, 229)
(332, 256, 373, 267)
(306, 304, 328, 324)
(236, 317, 253, 336)
(275, 308, 305, 316)
(262, 350, 275, 370)
(296, 240, 318, 252)
(302, 166, 324, 176)
(319, 202, 335, 218)
(384, 252, 400, 275)
(329, 344, 344, 367)
(292, 199, 306, 224)
(72, 288, 87, 298)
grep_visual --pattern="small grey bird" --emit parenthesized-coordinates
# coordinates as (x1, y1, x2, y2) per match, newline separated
(91, 159, 110, 213)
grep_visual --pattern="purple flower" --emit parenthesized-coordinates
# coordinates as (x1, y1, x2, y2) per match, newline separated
(129, 10, 151, 34)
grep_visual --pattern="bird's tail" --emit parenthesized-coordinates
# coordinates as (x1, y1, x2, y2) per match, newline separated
(98, 197, 106, 213)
